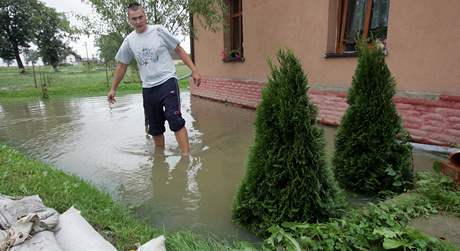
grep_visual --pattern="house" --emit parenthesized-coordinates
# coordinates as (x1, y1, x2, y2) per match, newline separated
(64, 54, 78, 65)
(190, 0, 460, 147)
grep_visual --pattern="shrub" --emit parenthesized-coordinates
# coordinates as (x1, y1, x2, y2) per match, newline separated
(232, 49, 343, 236)
(333, 40, 414, 195)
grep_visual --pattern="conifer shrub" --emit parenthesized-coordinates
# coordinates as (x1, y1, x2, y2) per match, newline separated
(232, 49, 343, 236)
(333, 40, 414, 195)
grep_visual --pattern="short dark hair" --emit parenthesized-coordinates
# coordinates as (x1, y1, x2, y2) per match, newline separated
(127, 2, 142, 11)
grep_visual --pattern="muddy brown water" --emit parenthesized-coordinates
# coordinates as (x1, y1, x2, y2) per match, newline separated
(0, 92, 448, 241)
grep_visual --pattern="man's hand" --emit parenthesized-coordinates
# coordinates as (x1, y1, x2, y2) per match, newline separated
(108, 63, 128, 104)
(107, 89, 116, 104)
(192, 70, 202, 87)
(174, 45, 202, 87)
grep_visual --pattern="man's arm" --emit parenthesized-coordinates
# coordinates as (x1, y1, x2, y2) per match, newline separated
(107, 63, 128, 104)
(174, 45, 201, 86)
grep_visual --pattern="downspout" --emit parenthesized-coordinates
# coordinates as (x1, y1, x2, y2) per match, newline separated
(189, 12, 195, 63)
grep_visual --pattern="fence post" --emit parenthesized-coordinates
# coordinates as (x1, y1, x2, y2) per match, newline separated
(40, 72, 49, 99)
(32, 63, 37, 88)
(46, 73, 51, 87)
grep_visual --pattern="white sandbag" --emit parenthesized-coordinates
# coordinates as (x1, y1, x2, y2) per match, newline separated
(137, 235, 166, 251)
(54, 207, 116, 251)
(10, 231, 62, 251)
(0, 195, 45, 228)
(0, 195, 61, 251)
(0, 230, 9, 251)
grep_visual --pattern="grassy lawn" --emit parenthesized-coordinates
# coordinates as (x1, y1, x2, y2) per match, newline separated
(0, 64, 191, 100)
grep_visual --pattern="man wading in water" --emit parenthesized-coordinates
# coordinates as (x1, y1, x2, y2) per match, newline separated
(107, 2, 201, 155)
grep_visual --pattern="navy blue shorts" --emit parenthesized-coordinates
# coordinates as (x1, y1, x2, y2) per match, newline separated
(143, 78, 185, 136)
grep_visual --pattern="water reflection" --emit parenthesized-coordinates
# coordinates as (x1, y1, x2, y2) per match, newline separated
(136, 153, 203, 229)
(0, 92, 446, 242)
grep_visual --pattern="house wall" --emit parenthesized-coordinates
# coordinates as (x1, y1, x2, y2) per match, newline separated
(191, 0, 460, 146)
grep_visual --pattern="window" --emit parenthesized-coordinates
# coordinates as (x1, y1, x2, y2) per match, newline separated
(223, 0, 244, 62)
(336, 0, 389, 53)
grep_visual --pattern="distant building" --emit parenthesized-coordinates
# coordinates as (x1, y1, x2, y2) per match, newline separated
(64, 55, 78, 65)
(64, 52, 82, 65)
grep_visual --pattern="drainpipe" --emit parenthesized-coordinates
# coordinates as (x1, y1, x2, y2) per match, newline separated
(189, 12, 195, 63)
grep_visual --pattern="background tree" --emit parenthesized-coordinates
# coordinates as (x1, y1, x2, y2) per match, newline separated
(233, 49, 343, 236)
(81, 0, 225, 63)
(333, 40, 414, 195)
(0, 0, 39, 72)
(35, 5, 73, 71)
(0, 0, 72, 72)
(0, 36, 14, 64)
(84, 0, 225, 36)
(96, 32, 124, 64)
(24, 49, 39, 65)
(3, 58, 13, 67)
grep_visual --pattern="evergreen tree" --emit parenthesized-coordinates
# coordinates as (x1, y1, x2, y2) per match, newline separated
(333, 41, 413, 195)
(233, 49, 343, 236)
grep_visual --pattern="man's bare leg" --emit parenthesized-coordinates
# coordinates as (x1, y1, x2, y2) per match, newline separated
(153, 134, 165, 148)
(175, 126, 190, 155)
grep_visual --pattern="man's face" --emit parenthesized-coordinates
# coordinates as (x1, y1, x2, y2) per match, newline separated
(128, 8, 147, 33)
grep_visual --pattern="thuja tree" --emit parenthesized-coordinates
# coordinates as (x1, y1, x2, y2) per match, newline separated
(233, 49, 343, 236)
(333, 41, 414, 195)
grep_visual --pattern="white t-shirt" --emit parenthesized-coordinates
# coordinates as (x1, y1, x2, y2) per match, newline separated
(115, 25, 180, 88)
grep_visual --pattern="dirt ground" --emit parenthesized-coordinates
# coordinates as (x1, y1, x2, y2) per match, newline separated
(410, 214, 460, 248)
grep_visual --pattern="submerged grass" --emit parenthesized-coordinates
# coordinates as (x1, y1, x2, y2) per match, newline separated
(0, 144, 255, 251)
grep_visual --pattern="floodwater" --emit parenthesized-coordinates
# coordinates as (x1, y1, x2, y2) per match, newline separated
(0, 92, 447, 241)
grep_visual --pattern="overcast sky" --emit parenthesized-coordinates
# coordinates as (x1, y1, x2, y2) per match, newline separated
(39, 0, 190, 58)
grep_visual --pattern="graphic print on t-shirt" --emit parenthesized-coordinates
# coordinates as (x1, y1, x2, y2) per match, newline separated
(137, 48, 159, 66)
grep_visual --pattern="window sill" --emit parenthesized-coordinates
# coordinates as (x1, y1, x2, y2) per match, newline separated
(324, 52, 358, 58)
(324, 49, 388, 58)
(222, 57, 245, 63)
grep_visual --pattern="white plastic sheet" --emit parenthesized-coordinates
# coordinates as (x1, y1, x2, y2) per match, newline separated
(1, 194, 168, 251)
(137, 235, 166, 251)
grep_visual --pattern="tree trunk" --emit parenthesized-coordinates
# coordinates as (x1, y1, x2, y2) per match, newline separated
(14, 47, 25, 73)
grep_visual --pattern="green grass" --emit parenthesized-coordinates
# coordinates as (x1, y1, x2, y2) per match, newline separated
(0, 144, 256, 251)
(264, 171, 460, 250)
(0, 64, 191, 100)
